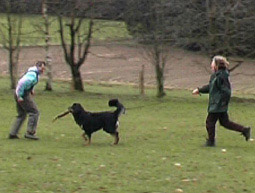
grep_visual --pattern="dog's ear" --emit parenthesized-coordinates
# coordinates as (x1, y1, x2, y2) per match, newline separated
(74, 103, 82, 108)
(109, 99, 119, 107)
(71, 103, 80, 108)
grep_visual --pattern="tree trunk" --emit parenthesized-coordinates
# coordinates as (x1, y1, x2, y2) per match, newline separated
(42, 0, 53, 91)
(153, 44, 166, 98)
(45, 58, 53, 91)
(1, 2, 22, 90)
(139, 64, 145, 95)
(70, 66, 84, 91)
(155, 64, 165, 98)
(9, 50, 17, 89)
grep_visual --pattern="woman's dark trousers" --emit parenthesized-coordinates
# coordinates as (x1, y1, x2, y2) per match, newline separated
(206, 112, 245, 143)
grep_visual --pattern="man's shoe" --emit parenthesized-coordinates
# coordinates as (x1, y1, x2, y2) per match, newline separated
(205, 139, 215, 147)
(242, 127, 251, 141)
(9, 134, 19, 139)
(24, 133, 39, 140)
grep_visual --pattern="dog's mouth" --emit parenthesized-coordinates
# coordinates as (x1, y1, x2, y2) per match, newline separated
(68, 107, 74, 113)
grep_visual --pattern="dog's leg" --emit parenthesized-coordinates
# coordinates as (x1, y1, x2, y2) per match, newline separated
(112, 132, 119, 145)
(88, 137, 91, 146)
(114, 123, 120, 145)
(81, 132, 88, 141)
(84, 134, 91, 146)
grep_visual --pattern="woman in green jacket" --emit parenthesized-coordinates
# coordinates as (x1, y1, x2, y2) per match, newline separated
(192, 56, 251, 146)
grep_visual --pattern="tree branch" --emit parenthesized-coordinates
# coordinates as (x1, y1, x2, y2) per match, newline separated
(58, 16, 70, 65)
(77, 19, 93, 68)
(229, 60, 243, 72)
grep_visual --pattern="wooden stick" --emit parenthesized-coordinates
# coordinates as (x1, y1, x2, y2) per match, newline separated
(52, 110, 70, 122)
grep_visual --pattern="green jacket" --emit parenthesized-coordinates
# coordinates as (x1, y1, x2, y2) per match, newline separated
(199, 69, 231, 113)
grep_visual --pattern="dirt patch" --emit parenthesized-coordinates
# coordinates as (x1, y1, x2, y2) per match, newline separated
(1, 44, 255, 94)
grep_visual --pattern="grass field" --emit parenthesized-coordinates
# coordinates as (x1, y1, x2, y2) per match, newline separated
(0, 14, 131, 46)
(0, 77, 255, 193)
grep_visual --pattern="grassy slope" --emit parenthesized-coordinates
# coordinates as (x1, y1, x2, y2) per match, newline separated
(0, 14, 131, 46)
(0, 77, 255, 193)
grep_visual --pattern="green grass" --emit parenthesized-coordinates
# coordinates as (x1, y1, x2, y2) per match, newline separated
(0, 14, 131, 46)
(0, 77, 255, 193)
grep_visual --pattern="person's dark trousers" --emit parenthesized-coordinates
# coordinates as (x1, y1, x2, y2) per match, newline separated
(206, 112, 246, 142)
(10, 94, 39, 136)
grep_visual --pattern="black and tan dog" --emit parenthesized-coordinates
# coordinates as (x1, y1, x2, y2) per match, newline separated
(53, 99, 125, 145)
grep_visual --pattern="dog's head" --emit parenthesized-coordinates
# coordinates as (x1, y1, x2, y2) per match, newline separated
(68, 103, 85, 114)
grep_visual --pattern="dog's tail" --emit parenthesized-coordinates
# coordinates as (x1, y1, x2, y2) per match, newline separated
(108, 99, 125, 117)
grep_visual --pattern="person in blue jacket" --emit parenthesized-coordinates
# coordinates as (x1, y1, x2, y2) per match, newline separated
(9, 61, 46, 140)
(192, 56, 251, 146)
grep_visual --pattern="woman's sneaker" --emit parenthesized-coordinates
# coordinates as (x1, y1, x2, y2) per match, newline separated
(9, 134, 19, 139)
(24, 132, 39, 140)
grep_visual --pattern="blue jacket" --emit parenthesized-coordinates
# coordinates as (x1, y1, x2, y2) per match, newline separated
(15, 66, 40, 100)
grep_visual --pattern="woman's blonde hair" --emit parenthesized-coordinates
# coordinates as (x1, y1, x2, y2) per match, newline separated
(212, 55, 229, 69)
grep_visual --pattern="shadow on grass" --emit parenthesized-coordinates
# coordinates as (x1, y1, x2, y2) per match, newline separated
(232, 96, 255, 104)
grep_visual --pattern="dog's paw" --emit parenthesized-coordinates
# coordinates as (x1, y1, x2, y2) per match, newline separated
(81, 134, 88, 141)
(113, 141, 119, 145)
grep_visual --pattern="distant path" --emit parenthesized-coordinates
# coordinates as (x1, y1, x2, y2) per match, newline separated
(0, 44, 255, 94)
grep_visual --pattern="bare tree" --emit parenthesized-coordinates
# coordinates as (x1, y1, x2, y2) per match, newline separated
(57, 0, 94, 91)
(0, 0, 23, 89)
(30, 0, 55, 90)
(144, 42, 169, 98)
(125, 0, 172, 97)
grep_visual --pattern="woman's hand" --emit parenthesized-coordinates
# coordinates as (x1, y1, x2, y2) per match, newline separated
(192, 88, 200, 95)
